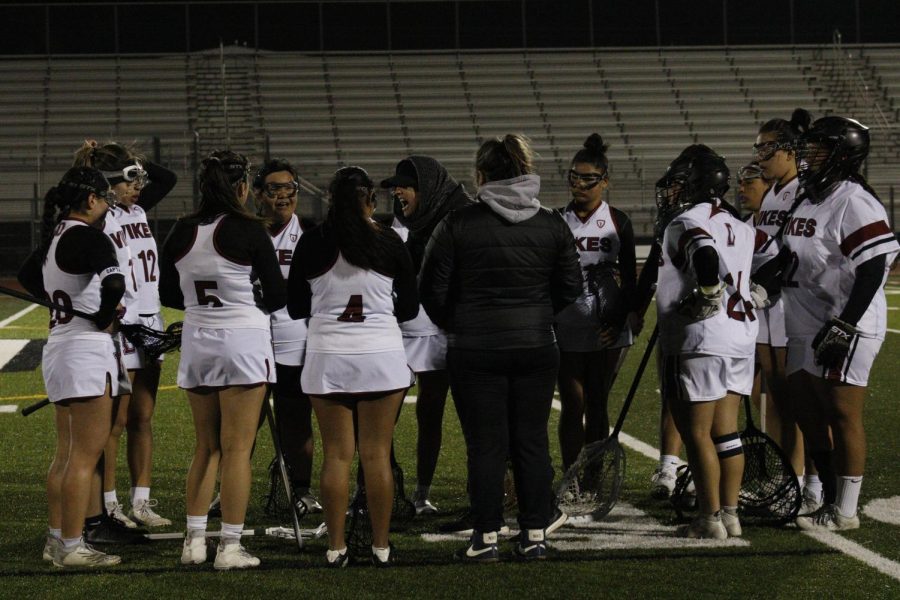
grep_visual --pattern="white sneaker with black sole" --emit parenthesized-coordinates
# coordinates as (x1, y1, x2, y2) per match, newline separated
(414, 496, 439, 516)
(130, 499, 172, 527)
(214, 542, 260, 570)
(106, 502, 139, 529)
(795, 504, 860, 531)
(53, 542, 121, 568)
(650, 468, 677, 499)
(799, 487, 823, 516)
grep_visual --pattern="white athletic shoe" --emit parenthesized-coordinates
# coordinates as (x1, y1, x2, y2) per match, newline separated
(180, 532, 208, 565)
(42, 536, 61, 562)
(795, 504, 860, 532)
(106, 502, 139, 529)
(130, 499, 173, 527)
(799, 488, 823, 516)
(676, 513, 728, 540)
(414, 496, 439, 516)
(721, 510, 742, 537)
(53, 542, 121, 568)
(214, 542, 260, 570)
(650, 467, 677, 499)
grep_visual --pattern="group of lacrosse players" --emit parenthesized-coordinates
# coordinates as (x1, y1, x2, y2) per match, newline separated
(18, 112, 896, 569)
(645, 111, 898, 538)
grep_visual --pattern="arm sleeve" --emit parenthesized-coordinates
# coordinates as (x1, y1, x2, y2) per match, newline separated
(76, 227, 124, 327)
(667, 216, 715, 272)
(17, 249, 45, 298)
(692, 246, 720, 287)
(158, 221, 188, 310)
(390, 235, 419, 322)
(137, 162, 178, 212)
(418, 216, 455, 329)
(246, 222, 287, 314)
(613, 208, 637, 307)
(96, 273, 126, 327)
(839, 254, 888, 326)
(634, 242, 661, 314)
(550, 216, 584, 314)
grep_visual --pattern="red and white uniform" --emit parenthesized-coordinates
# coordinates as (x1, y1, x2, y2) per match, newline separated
(555, 202, 632, 351)
(751, 178, 799, 347)
(269, 214, 308, 366)
(302, 252, 411, 394)
(113, 204, 160, 315)
(102, 212, 138, 324)
(781, 180, 898, 384)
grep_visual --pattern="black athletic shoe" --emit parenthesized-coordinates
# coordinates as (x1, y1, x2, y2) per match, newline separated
(454, 531, 500, 563)
(84, 514, 149, 545)
(371, 543, 394, 568)
(513, 530, 547, 560)
(438, 509, 474, 534)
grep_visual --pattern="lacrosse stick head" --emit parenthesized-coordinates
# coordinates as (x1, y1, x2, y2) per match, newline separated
(738, 431, 802, 524)
(671, 464, 697, 521)
(345, 485, 373, 555)
(390, 463, 415, 531)
(119, 320, 183, 360)
(555, 437, 625, 520)
(584, 261, 623, 329)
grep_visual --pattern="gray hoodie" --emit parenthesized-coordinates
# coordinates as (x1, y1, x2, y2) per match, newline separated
(477, 174, 541, 223)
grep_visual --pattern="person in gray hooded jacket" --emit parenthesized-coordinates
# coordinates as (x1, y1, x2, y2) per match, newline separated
(419, 134, 582, 561)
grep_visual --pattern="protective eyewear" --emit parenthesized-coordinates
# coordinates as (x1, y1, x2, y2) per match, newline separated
(752, 141, 792, 162)
(737, 164, 764, 183)
(263, 181, 300, 197)
(102, 161, 148, 186)
(567, 169, 607, 190)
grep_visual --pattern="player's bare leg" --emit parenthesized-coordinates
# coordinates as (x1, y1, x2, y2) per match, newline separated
(673, 398, 720, 516)
(712, 393, 744, 509)
(127, 362, 164, 523)
(311, 396, 356, 551)
(757, 344, 803, 476)
(358, 391, 405, 549)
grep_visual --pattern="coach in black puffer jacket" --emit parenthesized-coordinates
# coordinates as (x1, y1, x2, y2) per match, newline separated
(419, 134, 582, 559)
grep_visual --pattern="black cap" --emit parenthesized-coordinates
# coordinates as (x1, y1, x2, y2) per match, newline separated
(380, 160, 418, 189)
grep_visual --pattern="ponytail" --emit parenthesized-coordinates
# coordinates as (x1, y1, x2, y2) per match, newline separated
(191, 150, 260, 221)
(326, 166, 394, 270)
(475, 134, 535, 183)
(759, 107, 813, 146)
(572, 133, 610, 173)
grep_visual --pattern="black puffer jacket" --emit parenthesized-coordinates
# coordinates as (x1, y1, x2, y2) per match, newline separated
(420, 174, 583, 350)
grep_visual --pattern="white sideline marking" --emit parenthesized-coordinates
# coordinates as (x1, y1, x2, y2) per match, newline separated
(887, 328, 900, 335)
(0, 339, 29, 370)
(803, 530, 900, 582)
(0, 303, 39, 328)
(551, 399, 658, 461)
(402, 394, 418, 405)
(863, 496, 900, 526)
(888, 307, 898, 311)
(0, 405, 17, 413)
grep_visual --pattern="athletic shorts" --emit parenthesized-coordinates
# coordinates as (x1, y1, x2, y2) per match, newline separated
(402, 332, 447, 373)
(301, 349, 413, 396)
(661, 353, 754, 402)
(756, 300, 787, 347)
(43, 334, 126, 402)
(786, 334, 884, 387)
(121, 313, 165, 370)
(177, 324, 275, 389)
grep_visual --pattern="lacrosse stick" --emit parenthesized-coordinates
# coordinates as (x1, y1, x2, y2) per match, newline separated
(0, 285, 182, 360)
(555, 325, 659, 520)
(262, 394, 304, 551)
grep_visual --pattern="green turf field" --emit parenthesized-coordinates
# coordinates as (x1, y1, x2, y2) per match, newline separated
(1, 290, 899, 599)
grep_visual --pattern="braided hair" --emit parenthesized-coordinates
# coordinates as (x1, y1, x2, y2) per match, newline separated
(38, 166, 111, 262)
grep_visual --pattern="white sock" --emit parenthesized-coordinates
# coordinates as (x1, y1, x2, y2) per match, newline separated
(48, 528, 62, 540)
(372, 545, 390, 561)
(103, 491, 118, 507)
(186, 515, 208, 534)
(221, 522, 244, 544)
(836, 475, 863, 518)
(660, 455, 680, 471)
(797, 474, 805, 489)
(132, 486, 150, 506)
(805, 474, 823, 501)
(61, 537, 82, 551)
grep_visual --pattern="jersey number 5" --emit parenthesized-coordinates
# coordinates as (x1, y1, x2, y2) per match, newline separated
(337, 294, 366, 322)
(194, 280, 223, 307)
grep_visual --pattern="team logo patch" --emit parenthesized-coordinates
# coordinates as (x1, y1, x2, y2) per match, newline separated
(290, 234, 297, 242)
(596, 219, 605, 228)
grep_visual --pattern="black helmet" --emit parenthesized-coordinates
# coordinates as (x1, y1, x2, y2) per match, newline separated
(57, 166, 115, 209)
(795, 116, 869, 202)
(655, 144, 729, 236)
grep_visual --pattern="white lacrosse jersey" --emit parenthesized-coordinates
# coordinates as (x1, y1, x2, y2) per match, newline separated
(176, 214, 269, 330)
(755, 177, 799, 237)
(781, 180, 899, 340)
(390, 216, 440, 337)
(391, 216, 409, 242)
(306, 252, 404, 354)
(43, 219, 121, 338)
(269, 214, 308, 344)
(113, 204, 161, 314)
(102, 212, 139, 324)
(657, 200, 759, 357)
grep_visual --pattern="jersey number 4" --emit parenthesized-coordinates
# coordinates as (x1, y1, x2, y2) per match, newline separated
(337, 294, 366, 322)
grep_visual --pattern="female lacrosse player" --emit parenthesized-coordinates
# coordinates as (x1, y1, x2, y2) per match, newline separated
(380, 155, 473, 515)
(554, 134, 637, 470)
(252, 158, 320, 514)
(18, 166, 126, 567)
(159, 150, 285, 569)
(782, 117, 899, 531)
(655, 145, 758, 539)
(73, 140, 177, 528)
(420, 135, 582, 561)
(750, 111, 811, 493)
(287, 166, 417, 567)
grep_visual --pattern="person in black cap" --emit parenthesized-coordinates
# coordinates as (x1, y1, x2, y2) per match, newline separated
(380, 156, 473, 515)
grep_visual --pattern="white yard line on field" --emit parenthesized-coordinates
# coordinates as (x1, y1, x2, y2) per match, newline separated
(0, 303, 39, 328)
(887, 328, 900, 335)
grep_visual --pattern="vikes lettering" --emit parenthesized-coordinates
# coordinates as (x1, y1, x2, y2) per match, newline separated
(123, 222, 154, 240)
(277, 249, 292, 266)
(784, 217, 817, 238)
(575, 237, 612, 252)
(757, 209, 788, 227)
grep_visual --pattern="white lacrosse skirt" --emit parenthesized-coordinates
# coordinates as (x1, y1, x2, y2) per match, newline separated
(121, 312, 166, 370)
(786, 334, 883, 387)
(402, 332, 447, 373)
(177, 324, 275, 389)
(43, 333, 125, 402)
(301, 349, 413, 396)
(661, 353, 754, 402)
